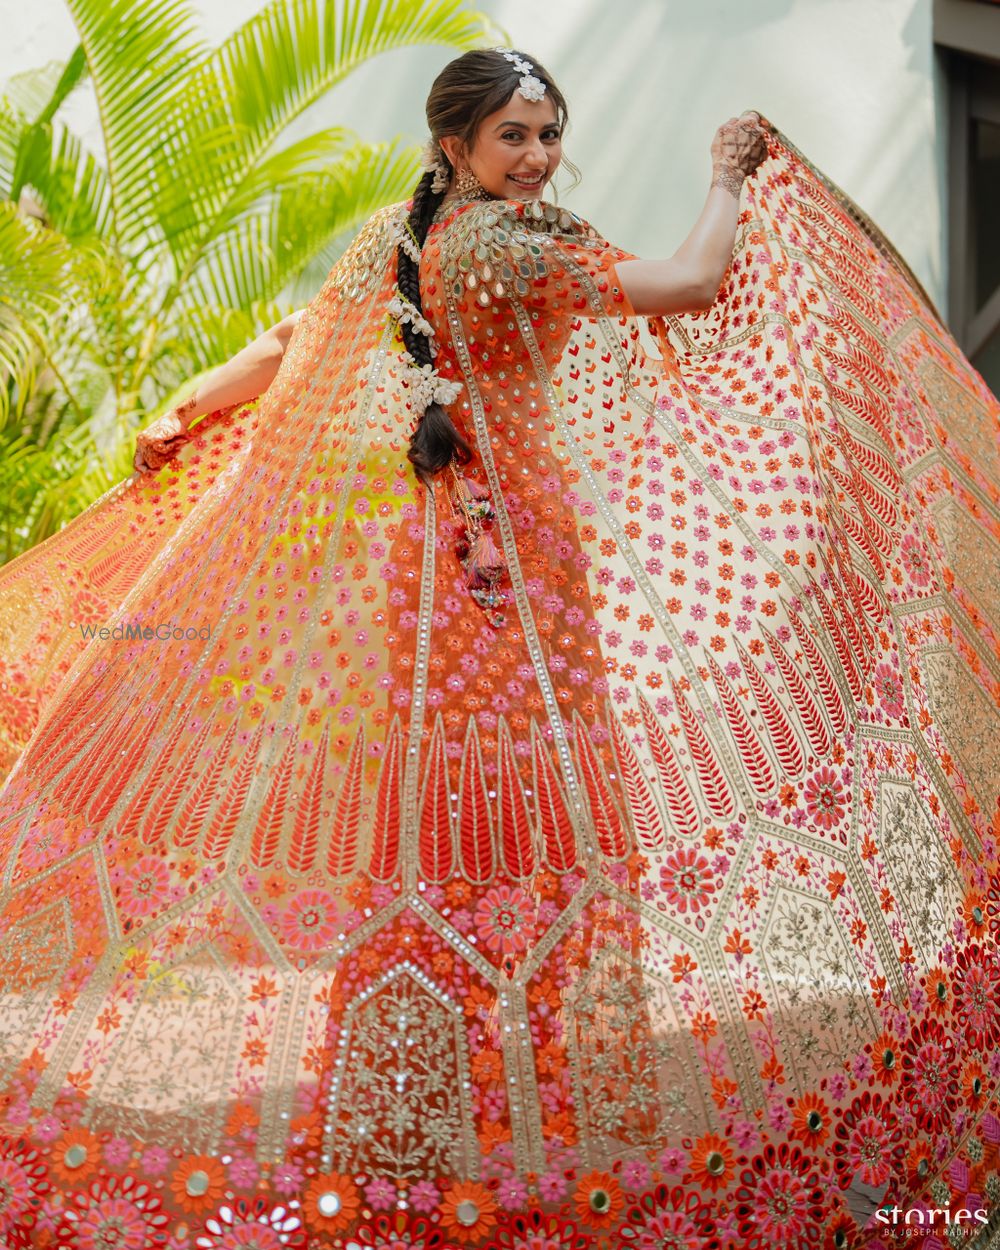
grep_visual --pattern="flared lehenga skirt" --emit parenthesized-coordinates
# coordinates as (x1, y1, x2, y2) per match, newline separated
(0, 128, 998, 1250)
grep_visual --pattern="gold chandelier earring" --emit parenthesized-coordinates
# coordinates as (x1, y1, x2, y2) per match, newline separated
(455, 163, 490, 202)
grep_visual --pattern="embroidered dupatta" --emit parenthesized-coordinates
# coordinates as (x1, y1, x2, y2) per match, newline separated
(0, 128, 998, 1249)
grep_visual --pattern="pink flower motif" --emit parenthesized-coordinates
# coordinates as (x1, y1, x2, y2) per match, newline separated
(18, 817, 79, 873)
(658, 849, 717, 914)
(282, 890, 339, 952)
(118, 856, 171, 917)
(227, 1154, 259, 1188)
(364, 1177, 396, 1209)
(872, 662, 905, 719)
(408, 1180, 440, 1213)
(538, 1170, 567, 1201)
(803, 766, 846, 830)
(194, 1198, 301, 1248)
(60, 1177, 169, 1250)
(271, 1163, 304, 1195)
(140, 1146, 169, 1176)
(104, 1136, 132, 1167)
(474, 885, 536, 954)
(36, 1115, 62, 1142)
(900, 533, 932, 587)
(0, 1138, 48, 1246)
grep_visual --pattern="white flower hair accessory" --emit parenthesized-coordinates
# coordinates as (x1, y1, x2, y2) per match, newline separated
(496, 48, 547, 102)
(399, 352, 463, 410)
(387, 216, 421, 264)
(388, 295, 435, 339)
(420, 138, 451, 193)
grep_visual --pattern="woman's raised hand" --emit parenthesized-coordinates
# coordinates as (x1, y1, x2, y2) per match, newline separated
(710, 112, 770, 197)
(133, 409, 191, 474)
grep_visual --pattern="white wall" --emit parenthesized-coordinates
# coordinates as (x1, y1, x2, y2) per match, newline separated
(3, 0, 945, 310)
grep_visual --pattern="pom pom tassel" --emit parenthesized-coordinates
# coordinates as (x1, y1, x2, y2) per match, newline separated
(448, 467, 509, 628)
(463, 529, 507, 588)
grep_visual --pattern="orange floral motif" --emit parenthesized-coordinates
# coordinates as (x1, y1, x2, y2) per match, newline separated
(170, 1155, 227, 1212)
(302, 1171, 360, 1235)
(790, 1091, 831, 1147)
(688, 1132, 737, 1192)
(440, 1180, 498, 1243)
(50, 1126, 101, 1187)
(572, 1170, 623, 1227)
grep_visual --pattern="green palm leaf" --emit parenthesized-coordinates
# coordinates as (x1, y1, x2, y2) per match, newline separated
(0, 202, 72, 423)
(155, 0, 499, 277)
(12, 121, 112, 239)
(62, 0, 203, 248)
(181, 136, 420, 313)
(2, 53, 87, 126)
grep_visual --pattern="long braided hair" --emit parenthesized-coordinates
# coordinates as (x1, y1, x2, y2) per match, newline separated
(398, 49, 574, 485)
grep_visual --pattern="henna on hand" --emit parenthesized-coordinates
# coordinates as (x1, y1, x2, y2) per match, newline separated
(174, 395, 198, 430)
(710, 113, 769, 184)
(133, 411, 190, 474)
(711, 164, 745, 199)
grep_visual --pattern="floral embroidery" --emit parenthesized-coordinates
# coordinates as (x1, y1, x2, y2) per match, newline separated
(194, 1198, 304, 1249)
(474, 885, 536, 955)
(170, 1156, 227, 1213)
(0, 1137, 50, 1250)
(301, 1171, 360, 1235)
(281, 889, 339, 951)
(59, 1175, 170, 1250)
(440, 1180, 498, 1244)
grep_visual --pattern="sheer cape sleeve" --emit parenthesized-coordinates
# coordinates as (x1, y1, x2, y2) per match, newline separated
(434, 197, 637, 324)
(0, 398, 262, 781)
(423, 197, 669, 487)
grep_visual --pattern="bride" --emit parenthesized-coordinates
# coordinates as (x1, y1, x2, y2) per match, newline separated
(0, 46, 997, 1250)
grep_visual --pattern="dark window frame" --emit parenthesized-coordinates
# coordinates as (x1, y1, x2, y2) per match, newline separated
(935, 0, 1000, 386)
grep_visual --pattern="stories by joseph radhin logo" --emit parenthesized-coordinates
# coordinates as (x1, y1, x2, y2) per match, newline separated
(874, 1203, 990, 1239)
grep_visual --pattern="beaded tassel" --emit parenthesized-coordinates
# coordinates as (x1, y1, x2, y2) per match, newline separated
(447, 466, 508, 629)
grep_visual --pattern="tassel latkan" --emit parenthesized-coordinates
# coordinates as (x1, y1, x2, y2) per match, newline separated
(447, 466, 509, 629)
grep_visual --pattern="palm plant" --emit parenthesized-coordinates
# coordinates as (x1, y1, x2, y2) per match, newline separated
(0, 0, 499, 563)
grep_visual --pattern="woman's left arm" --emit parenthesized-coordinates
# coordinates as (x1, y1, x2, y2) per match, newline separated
(616, 113, 769, 317)
(132, 309, 306, 473)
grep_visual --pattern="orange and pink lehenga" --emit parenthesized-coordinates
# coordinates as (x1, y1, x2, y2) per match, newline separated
(0, 128, 998, 1250)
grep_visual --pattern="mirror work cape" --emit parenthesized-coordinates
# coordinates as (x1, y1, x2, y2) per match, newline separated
(0, 128, 998, 1249)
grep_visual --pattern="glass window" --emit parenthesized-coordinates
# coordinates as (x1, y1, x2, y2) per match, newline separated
(973, 321, 1000, 397)
(972, 118, 1000, 310)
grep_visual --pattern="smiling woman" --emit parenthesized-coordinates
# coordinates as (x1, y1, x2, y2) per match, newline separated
(0, 41, 998, 1250)
(439, 93, 565, 198)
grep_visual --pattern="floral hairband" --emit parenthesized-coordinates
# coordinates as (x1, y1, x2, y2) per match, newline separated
(496, 48, 547, 102)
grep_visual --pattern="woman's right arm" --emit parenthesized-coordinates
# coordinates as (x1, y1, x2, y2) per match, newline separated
(133, 308, 305, 473)
(616, 113, 769, 317)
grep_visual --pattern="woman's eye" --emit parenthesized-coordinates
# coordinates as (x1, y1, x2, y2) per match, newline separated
(501, 131, 561, 142)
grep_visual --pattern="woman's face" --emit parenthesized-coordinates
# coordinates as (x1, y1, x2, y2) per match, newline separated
(443, 91, 562, 199)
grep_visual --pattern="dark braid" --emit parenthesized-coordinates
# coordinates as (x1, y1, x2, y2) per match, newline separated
(399, 170, 472, 486)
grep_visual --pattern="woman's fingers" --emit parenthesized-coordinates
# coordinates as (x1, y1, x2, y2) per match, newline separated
(133, 411, 190, 475)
